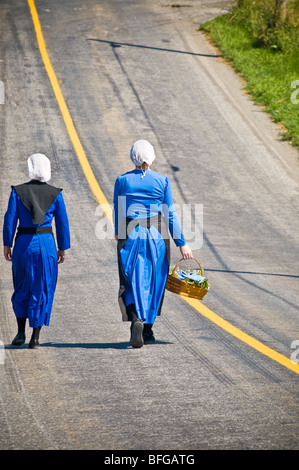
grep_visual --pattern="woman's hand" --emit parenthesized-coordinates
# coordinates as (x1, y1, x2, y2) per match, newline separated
(4, 246, 12, 261)
(180, 244, 193, 260)
(57, 250, 66, 264)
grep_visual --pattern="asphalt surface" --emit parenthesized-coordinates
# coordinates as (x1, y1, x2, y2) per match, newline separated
(0, 0, 298, 451)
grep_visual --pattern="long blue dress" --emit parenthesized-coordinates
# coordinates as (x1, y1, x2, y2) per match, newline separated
(113, 169, 185, 324)
(3, 184, 70, 328)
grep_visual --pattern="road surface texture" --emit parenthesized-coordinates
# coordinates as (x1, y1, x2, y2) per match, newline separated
(0, 0, 298, 450)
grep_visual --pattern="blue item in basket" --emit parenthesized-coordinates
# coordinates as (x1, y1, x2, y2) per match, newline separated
(177, 270, 206, 283)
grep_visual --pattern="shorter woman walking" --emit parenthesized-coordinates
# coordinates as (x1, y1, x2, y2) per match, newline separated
(113, 140, 192, 348)
(3, 154, 70, 349)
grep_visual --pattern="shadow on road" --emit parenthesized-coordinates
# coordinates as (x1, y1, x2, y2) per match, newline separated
(33, 341, 173, 349)
(205, 268, 299, 278)
(87, 38, 221, 58)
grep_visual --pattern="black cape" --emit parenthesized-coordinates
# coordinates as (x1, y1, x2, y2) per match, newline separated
(12, 180, 62, 225)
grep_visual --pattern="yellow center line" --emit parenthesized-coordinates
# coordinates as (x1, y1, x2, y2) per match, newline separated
(27, 0, 113, 225)
(184, 297, 299, 374)
(28, 0, 299, 375)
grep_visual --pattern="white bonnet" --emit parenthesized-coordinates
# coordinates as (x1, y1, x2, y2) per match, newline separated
(27, 153, 51, 182)
(130, 140, 156, 167)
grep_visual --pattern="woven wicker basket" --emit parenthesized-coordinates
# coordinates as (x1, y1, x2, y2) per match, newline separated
(165, 257, 209, 300)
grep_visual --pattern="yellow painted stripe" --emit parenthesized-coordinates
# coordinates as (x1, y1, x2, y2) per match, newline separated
(183, 296, 299, 374)
(28, 0, 299, 375)
(27, 0, 113, 225)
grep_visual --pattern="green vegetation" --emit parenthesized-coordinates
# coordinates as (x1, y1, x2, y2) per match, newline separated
(200, 0, 299, 149)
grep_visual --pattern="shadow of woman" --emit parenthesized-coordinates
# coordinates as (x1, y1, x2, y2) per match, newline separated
(40, 340, 173, 349)
(5, 340, 173, 350)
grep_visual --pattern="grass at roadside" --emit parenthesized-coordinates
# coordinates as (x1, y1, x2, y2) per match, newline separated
(200, 2, 299, 150)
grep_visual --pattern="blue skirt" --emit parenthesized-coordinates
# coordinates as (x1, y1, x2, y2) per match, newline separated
(117, 216, 170, 324)
(11, 233, 58, 328)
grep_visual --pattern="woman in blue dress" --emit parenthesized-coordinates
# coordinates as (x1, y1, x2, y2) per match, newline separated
(114, 140, 192, 348)
(3, 154, 70, 349)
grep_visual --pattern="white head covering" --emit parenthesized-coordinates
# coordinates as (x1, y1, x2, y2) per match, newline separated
(27, 153, 51, 182)
(130, 140, 156, 167)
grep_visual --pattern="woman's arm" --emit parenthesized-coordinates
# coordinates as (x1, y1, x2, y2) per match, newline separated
(3, 189, 18, 259)
(179, 244, 193, 260)
(3, 246, 12, 261)
(113, 178, 120, 240)
(57, 249, 65, 264)
(54, 192, 70, 257)
(163, 178, 193, 259)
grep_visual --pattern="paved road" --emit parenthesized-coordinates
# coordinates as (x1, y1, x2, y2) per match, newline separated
(0, 0, 298, 450)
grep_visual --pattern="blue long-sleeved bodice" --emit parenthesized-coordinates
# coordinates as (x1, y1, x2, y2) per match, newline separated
(113, 169, 185, 247)
(3, 187, 70, 250)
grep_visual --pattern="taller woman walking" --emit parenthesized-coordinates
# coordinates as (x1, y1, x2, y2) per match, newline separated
(3, 153, 70, 349)
(113, 140, 192, 348)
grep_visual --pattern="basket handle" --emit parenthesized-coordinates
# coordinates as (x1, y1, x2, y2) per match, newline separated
(171, 257, 204, 276)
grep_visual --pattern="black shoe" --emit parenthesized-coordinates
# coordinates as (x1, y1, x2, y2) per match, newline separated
(143, 330, 155, 343)
(130, 320, 144, 348)
(28, 338, 39, 349)
(143, 324, 155, 343)
(11, 333, 26, 346)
